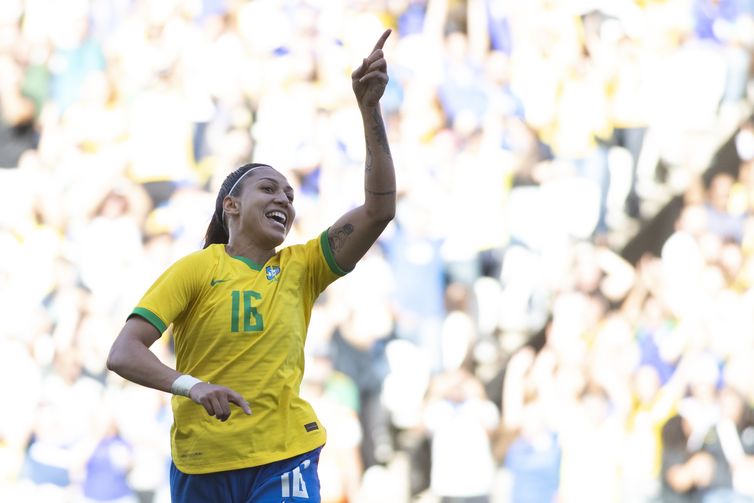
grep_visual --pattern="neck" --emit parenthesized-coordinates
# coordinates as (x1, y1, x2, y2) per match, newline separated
(224, 239, 275, 265)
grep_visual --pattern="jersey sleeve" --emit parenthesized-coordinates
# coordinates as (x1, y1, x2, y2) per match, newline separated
(129, 252, 206, 333)
(305, 229, 350, 295)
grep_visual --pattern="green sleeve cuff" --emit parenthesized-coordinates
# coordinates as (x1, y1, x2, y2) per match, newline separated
(130, 307, 168, 334)
(320, 229, 350, 276)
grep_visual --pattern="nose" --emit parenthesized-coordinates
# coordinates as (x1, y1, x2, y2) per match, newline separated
(273, 190, 290, 206)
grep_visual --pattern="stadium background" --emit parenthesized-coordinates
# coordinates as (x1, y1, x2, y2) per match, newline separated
(1, 0, 754, 502)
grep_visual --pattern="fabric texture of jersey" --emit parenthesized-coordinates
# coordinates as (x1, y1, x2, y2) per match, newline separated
(131, 230, 348, 474)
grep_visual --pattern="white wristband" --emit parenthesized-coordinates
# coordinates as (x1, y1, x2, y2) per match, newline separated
(170, 374, 202, 397)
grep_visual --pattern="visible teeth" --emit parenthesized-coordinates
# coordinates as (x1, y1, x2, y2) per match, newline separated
(266, 211, 287, 224)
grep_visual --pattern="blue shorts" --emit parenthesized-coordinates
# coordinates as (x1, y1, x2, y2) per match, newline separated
(170, 446, 322, 503)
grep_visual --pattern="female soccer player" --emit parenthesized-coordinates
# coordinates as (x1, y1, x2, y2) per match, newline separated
(107, 29, 395, 502)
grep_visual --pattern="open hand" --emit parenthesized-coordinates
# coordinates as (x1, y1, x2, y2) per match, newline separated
(189, 382, 252, 421)
(352, 28, 391, 108)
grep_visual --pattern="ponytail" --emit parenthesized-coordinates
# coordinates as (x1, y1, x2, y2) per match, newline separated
(203, 210, 229, 249)
(202, 163, 269, 248)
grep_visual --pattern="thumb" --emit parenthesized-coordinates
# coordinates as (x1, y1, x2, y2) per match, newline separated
(228, 392, 252, 415)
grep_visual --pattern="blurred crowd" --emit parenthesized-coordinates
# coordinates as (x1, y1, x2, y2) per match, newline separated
(2, 0, 754, 502)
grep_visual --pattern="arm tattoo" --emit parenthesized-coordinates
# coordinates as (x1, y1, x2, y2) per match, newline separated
(366, 143, 373, 172)
(369, 107, 390, 155)
(328, 224, 354, 252)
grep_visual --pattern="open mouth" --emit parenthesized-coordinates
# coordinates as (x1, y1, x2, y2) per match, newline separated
(266, 210, 287, 226)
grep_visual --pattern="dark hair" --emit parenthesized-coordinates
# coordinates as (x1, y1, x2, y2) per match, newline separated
(203, 163, 269, 248)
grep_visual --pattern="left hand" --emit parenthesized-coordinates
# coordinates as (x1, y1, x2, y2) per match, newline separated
(351, 29, 391, 108)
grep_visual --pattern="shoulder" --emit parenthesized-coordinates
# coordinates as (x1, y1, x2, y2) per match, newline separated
(280, 230, 346, 271)
(279, 232, 324, 259)
(162, 245, 222, 281)
(175, 245, 222, 266)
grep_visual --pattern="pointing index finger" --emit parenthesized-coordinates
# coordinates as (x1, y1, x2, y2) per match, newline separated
(372, 28, 392, 52)
(228, 391, 252, 415)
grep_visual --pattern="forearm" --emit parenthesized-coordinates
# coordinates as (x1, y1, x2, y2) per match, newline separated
(108, 325, 251, 420)
(360, 103, 396, 222)
(107, 337, 182, 393)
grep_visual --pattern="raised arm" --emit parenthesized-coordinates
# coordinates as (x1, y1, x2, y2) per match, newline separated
(328, 29, 396, 271)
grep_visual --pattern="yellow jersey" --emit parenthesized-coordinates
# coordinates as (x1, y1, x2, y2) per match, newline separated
(130, 230, 348, 474)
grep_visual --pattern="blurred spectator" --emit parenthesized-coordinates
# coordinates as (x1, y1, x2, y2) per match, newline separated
(600, 26, 653, 220)
(79, 413, 138, 503)
(382, 206, 446, 371)
(660, 412, 721, 503)
(47, 1, 106, 114)
(0, 44, 38, 168)
(717, 385, 754, 500)
(619, 357, 690, 503)
(21, 350, 103, 499)
(690, 0, 754, 106)
(497, 347, 561, 503)
(704, 171, 746, 242)
(659, 352, 754, 503)
(67, 183, 146, 318)
(423, 368, 500, 503)
(302, 355, 364, 503)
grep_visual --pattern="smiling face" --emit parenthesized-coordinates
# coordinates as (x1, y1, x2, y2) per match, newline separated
(223, 166, 296, 249)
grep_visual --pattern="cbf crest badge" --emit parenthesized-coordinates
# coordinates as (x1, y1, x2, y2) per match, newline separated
(265, 265, 281, 282)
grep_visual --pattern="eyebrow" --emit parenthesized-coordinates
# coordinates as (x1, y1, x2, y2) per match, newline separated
(256, 177, 294, 193)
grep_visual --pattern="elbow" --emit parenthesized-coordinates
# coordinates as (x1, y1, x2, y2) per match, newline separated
(377, 208, 396, 223)
(369, 211, 395, 227)
(365, 202, 396, 224)
(106, 352, 119, 374)
(106, 345, 126, 375)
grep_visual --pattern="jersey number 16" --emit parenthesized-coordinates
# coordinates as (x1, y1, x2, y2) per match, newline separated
(230, 290, 264, 332)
